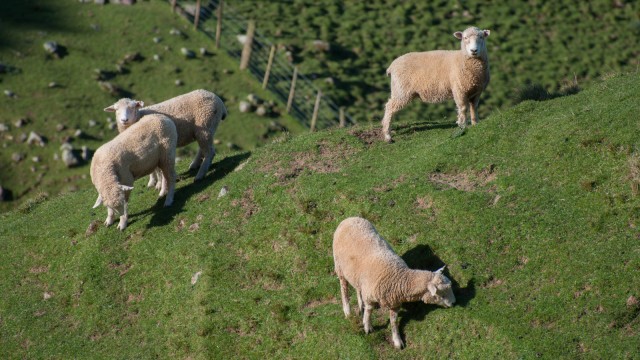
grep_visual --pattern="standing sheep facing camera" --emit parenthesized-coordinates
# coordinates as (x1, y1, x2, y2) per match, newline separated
(104, 89, 227, 183)
(382, 26, 491, 142)
(91, 114, 177, 231)
(333, 217, 455, 349)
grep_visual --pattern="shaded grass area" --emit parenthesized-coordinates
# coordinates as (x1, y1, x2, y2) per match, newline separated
(1, 73, 639, 358)
(0, 0, 304, 213)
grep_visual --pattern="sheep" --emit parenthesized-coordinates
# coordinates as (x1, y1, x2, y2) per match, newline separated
(104, 89, 228, 184)
(91, 114, 177, 231)
(332, 217, 455, 349)
(381, 26, 491, 142)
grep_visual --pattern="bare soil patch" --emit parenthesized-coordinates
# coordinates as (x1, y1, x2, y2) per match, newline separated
(429, 165, 497, 192)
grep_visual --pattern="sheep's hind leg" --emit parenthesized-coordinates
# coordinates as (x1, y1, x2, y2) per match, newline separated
(194, 142, 215, 181)
(381, 97, 411, 143)
(189, 148, 203, 171)
(339, 276, 351, 317)
(356, 289, 364, 316)
(363, 303, 374, 334)
(389, 308, 404, 349)
(146, 171, 157, 188)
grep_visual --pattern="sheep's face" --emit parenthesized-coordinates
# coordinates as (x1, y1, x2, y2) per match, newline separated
(454, 27, 490, 58)
(104, 98, 144, 129)
(422, 273, 456, 308)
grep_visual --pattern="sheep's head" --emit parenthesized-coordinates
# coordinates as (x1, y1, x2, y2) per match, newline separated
(454, 27, 490, 59)
(92, 184, 134, 215)
(104, 98, 144, 129)
(422, 266, 456, 308)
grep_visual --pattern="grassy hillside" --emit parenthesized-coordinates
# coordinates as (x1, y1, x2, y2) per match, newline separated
(1, 72, 639, 358)
(229, 0, 639, 122)
(0, 0, 304, 213)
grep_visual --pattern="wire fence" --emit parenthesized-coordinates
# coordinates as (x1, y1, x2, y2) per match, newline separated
(167, 0, 354, 130)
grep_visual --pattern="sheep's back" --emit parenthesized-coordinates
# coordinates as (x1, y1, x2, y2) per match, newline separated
(141, 90, 220, 147)
(333, 217, 407, 289)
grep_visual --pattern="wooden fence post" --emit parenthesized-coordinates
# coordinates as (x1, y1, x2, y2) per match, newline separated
(310, 90, 322, 132)
(215, 0, 223, 49)
(286, 66, 298, 114)
(339, 107, 346, 128)
(262, 45, 276, 89)
(239, 20, 255, 70)
(171, 0, 177, 13)
(194, 0, 202, 29)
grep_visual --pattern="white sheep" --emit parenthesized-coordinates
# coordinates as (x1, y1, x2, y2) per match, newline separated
(104, 89, 227, 184)
(333, 217, 455, 349)
(91, 114, 177, 231)
(381, 26, 491, 142)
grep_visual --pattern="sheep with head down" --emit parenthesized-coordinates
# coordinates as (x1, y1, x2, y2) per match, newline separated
(91, 114, 177, 231)
(382, 26, 491, 142)
(332, 217, 455, 349)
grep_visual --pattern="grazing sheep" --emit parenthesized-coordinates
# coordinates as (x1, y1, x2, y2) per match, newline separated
(91, 114, 177, 231)
(333, 217, 455, 349)
(104, 89, 228, 183)
(382, 26, 491, 142)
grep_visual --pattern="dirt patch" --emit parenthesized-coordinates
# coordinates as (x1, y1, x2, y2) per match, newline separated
(429, 165, 497, 192)
(303, 297, 339, 309)
(29, 265, 49, 274)
(350, 128, 382, 146)
(260, 140, 357, 183)
(231, 188, 259, 219)
(374, 175, 407, 192)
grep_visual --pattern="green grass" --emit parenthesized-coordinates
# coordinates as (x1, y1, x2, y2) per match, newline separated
(229, 0, 639, 123)
(1, 72, 639, 358)
(0, 0, 304, 212)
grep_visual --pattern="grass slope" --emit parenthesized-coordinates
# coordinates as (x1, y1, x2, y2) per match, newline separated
(1, 73, 640, 358)
(0, 0, 304, 213)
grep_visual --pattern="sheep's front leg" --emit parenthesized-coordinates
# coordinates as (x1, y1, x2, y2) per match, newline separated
(389, 308, 404, 349)
(105, 207, 116, 227)
(339, 276, 351, 317)
(469, 94, 481, 125)
(363, 303, 374, 334)
(454, 93, 469, 128)
(117, 203, 128, 231)
(146, 171, 158, 188)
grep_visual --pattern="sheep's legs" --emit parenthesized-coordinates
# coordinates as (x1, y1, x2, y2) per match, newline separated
(469, 94, 481, 125)
(454, 93, 470, 128)
(389, 308, 404, 349)
(117, 202, 128, 231)
(356, 289, 364, 316)
(159, 164, 176, 207)
(339, 276, 351, 317)
(363, 303, 374, 333)
(193, 142, 216, 181)
(105, 207, 116, 227)
(381, 97, 411, 143)
(147, 168, 163, 191)
(189, 148, 203, 171)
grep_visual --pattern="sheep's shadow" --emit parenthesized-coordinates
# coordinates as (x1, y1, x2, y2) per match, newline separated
(394, 121, 458, 137)
(139, 151, 251, 228)
(397, 244, 476, 339)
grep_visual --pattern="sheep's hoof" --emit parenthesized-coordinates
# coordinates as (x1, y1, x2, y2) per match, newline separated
(384, 135, 394, 144)
(393, 339, 405, 349)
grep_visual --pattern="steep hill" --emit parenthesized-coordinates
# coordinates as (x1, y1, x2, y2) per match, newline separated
(0, 0, 304, 213)
(1, 72, 638, 358)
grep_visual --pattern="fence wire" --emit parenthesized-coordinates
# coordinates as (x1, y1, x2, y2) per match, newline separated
(168, 0, 354, 130)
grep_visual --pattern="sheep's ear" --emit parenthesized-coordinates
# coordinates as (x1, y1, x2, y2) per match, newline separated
(104, 105, 116, 112)
(119, 184, 134, 192)
(453, 31, 463, 39)
(483, 30, 491, 37)
(428, 283, 438, 296)
(435, 265, 446, 274)
(93, 195, 103, 208)
(135, 101, 144, 108)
